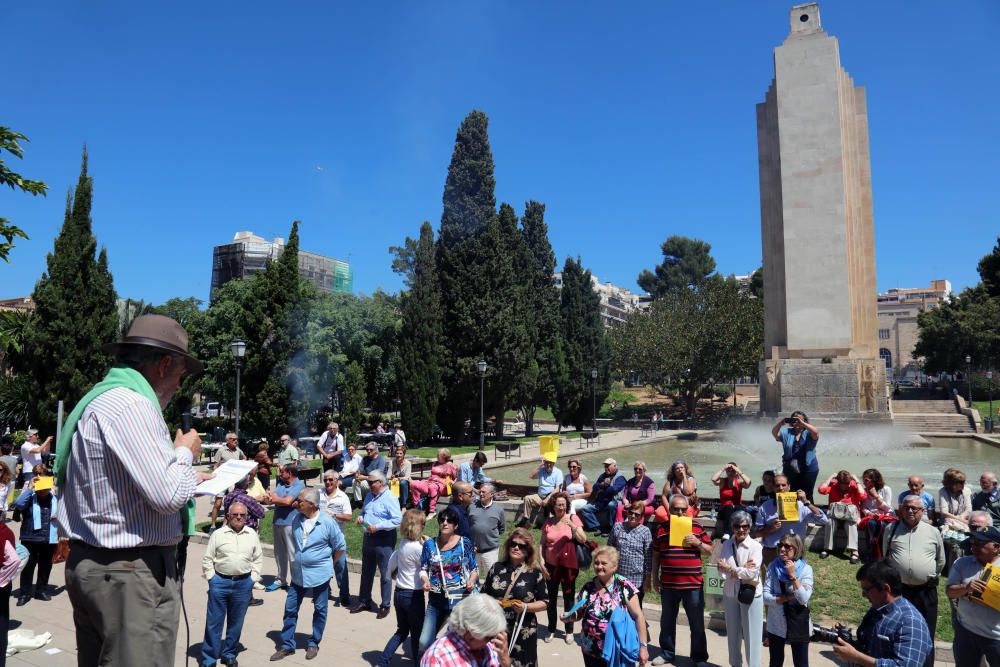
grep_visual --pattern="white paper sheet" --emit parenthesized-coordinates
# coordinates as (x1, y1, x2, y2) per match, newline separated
(195, 459, 258, 496)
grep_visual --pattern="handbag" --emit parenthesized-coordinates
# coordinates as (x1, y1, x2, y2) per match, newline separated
(829, 501, 860, 524)
(727, 540, 758, 605)
(575, 541, 593, 570)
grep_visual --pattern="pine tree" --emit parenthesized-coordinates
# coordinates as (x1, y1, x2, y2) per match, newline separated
(436, 111, 498, 437)
(637, 235, 717, 299)
(398, 222, 444, 443)
(25, 148, 118, 433)
(555, 257, 610, 430)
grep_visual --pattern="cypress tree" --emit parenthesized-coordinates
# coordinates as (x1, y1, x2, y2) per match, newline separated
(516, 201, 566, 435)
(25, 148, 118, 433)
(436, 111, 498, 437)
(555, 257, 610, 430)
(339, 360, 367, 441)
(398, 222, 444, 443)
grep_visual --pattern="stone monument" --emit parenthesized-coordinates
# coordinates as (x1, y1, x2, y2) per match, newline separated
(756, 3, 887, 418)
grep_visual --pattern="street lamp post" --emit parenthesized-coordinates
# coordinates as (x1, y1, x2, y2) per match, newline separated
(591, 368, 598, 432)
(966, 355, 973, 406)
(478, 360, 487, 451)
(988, 370, 994, 433)
(230, 339, 246, 438)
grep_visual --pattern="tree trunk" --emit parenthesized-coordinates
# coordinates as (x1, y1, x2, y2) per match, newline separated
(524, 405, 536, 437)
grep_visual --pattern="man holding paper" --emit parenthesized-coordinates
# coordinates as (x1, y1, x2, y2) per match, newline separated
(753, 475, 829, 567)
(650, 495, 712, 666)
(947, 526, 1000, 664)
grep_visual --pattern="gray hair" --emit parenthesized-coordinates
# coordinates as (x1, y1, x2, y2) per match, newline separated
(368, 470, 387, 485)
(115, 346, 179, 372)
(668, 494, 689, 509)
(970, 510, 992, 525)
(25, 428, 39, 438)
(729, 510, 752, 531)
(447, 595, 507, 640)
(227, 502, 247, 516)
(481, 483, 496, 495)
(300, 487, 320, 506)
(634, 460, 647, 472)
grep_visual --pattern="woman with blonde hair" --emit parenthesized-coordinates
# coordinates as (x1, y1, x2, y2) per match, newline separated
(482, 528, 548, 667)
(410, 448, 458, 513)
(378, 509, 427, 666)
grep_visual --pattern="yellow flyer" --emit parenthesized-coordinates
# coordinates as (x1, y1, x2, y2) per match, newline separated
(777, 492, 799, 522)
(669, 515, 693, 547)
(972, 565, 1000, 612)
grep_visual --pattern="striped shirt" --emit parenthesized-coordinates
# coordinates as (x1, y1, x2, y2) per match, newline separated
(56, 387, 197, 548)
(653, 520, 710, 589)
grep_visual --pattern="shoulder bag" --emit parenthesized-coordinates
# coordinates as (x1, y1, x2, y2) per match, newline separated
(728, 540, 757, 605)
(829, 501, 860, 524)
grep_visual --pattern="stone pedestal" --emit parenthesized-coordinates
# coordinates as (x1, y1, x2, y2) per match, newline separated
(759, 358, 888, 419)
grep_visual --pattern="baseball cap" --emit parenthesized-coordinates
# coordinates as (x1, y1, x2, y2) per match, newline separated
(603, 458, 616, 466)
(970, 527, 1000, 544)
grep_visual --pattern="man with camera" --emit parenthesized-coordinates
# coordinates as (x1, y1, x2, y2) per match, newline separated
(946, 526, 1000, 665)
(882, 495, 944, 667)
(832, 561, 932, 667)
(771, 412, 820, 503)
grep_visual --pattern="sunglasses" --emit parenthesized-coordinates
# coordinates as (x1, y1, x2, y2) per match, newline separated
(228, 513, 247, 518)
(509, 542, 528, 551)
(628, 512, 644, 518)
(735, 524, 750, 530)
(440, 516, 457, 525)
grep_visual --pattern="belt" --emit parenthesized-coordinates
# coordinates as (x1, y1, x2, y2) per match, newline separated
(214, 571, 251, 580)
(902, 579, 937, 590)
(70, 539, 173, 554)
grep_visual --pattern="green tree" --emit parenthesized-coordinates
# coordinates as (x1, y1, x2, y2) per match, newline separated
(555, 257, 610, 430)
(0, 127, 48, 263)
(637, 235, 717, 299)
(151, 297, 204, 329)
(914, 286, 1000, 375)
(339, 360, 367, 441)
(979, 236, 1000, 299)
(610, 277, 763, 416)
(512, 201, 566, 435)
(24, 148, 118, 432)
(749, 266, 764, 300)
(435, 111, 499, 437)
(395, 221, 444, 442)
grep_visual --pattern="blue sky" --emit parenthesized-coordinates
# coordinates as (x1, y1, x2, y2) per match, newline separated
(3, 2, 998, 305)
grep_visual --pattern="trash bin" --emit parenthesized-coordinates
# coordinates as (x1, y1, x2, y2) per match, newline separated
(986, 417, 994, 433)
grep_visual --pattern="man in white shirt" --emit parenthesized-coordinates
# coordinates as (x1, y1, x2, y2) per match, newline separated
(317, 422, 344, 473)
(20, 429, 51, 483)
(320, 472, 353, 606)
(200, 502, 263, 667)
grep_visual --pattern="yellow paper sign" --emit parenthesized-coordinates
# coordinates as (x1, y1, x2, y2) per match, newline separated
(389, 479, 400, 497)
(777, 492, 799, 522)
(669, 515, 693, 547)
(972, 565, 1000, 612)
(539, 435, 560, 463)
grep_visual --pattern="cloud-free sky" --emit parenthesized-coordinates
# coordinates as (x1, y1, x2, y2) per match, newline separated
(4, 2, 998, 304)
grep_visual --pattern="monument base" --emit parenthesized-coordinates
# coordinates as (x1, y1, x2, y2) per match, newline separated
(759, 357, 889, 420)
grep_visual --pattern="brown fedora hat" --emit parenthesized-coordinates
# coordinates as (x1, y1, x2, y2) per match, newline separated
(103, 314, 204, 375)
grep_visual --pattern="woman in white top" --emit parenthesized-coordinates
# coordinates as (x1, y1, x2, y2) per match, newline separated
(378, 509, 427, 666)
(938, 467, 973, 532)
(860, 468, 892, 516)
(561, 459, 591, 515)
(717, 510, 763, 667)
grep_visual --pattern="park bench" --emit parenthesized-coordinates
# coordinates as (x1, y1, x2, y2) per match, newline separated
(494, 440, 522, 461)
(578, 431, 600, 449)
(659, 419, 685, 430)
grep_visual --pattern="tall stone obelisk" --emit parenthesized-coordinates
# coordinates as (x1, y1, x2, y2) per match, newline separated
(757, 3, 886, 418)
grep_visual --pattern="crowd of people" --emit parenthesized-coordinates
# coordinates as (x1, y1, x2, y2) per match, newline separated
(2, 314, 999, 667)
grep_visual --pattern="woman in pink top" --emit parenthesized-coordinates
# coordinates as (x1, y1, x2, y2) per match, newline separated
(818, 470, 867, 563)
(0, 522, 20, 659)
(409, 448, 458, 513)
(541, 492, 586, 644)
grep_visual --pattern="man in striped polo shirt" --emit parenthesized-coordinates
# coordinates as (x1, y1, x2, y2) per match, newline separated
(650, 495, 712, 666)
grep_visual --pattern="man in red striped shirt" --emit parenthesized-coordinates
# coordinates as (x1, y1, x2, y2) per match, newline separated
(650, 495, 712, 666)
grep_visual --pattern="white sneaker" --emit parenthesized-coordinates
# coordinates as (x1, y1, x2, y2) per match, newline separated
(564, 633, 575, 645)
(650, 656, 668, 666)
(253, 582, 266, 590)
(543, 634, 553, 644)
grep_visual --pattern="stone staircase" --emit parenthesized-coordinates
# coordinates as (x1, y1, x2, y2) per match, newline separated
(891, 398, 975, 433)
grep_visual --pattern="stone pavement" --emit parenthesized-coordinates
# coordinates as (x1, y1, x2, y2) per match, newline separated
(6, 535, 851, 667)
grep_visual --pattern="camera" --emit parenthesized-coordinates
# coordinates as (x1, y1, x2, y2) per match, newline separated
(784, 417, 798, 424)
(811, 623, 855, 645)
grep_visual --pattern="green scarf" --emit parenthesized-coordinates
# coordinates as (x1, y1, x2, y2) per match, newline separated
(55, 366, 195, 535)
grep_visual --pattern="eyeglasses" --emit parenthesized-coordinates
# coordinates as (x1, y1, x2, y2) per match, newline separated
(735, 524, 750, 530)
(634, 468, 643, 472)
(568, 465, 580, 469)
(902, 506, 924, 512)
(509, 542, 527, 551)
(228, 513, 247, 518)
(628, 512, 644, 518)
(323, 478, 336, 483)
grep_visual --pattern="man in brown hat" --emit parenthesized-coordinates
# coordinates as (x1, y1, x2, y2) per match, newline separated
(55, 314, 209, 667)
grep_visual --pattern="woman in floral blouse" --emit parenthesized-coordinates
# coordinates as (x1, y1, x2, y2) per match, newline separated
(418, 506, 478, 656)
(482, 528, 548, 667)
(568, 546, 650, 667)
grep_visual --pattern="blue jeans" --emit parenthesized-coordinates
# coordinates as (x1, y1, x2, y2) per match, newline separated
(418, 592, 452, 655)
(397, 479, 410, 506)
(659, 588, 708, 663)
(334, 552, 350, 605)
(954, 620, 1000, 667)
(280, 582, 330, 650)
(201, 575, 253, 664)
(578, 501, 618, 532)
(359, 530, 395, 609)
(379, 588, 425, 667)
